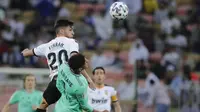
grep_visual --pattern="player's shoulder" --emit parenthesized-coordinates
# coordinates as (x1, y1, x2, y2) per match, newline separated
(62, 38, 78, 43)
(60, 62, 69, 69)
(104, 84, 116, 91)
(34, 90, 43, 94)
(14, 89, 24, 94)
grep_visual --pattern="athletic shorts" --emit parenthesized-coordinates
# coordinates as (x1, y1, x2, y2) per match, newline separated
(43, 75, 61, 105)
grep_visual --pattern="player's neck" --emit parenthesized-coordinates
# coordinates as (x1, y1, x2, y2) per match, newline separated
(56, 35, 66, 38)
(70, 68, 80, 75)
(56, 34, 67, 38)
(95, 84, 104, 89)
(26, 89, 34, 93)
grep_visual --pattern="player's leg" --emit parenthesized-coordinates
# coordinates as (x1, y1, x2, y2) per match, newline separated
(36, 75, 61, 112)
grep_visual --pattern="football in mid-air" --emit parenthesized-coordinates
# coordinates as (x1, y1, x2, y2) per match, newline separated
(109, 2, 128, 20)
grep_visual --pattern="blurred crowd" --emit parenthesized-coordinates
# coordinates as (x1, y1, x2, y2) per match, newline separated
(0, 0, 200, 112)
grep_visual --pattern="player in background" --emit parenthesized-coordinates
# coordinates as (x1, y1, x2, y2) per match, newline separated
(21, 19, 95, 112)
(88, 67, 121, 112)
(2, 74, 43, 112)
(55, 54, 100, 112)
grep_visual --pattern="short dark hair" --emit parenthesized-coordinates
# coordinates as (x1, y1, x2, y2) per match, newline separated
(68, 54, 85, 74)
(92, 67, 105, 75)
(54, 19, 74, 34)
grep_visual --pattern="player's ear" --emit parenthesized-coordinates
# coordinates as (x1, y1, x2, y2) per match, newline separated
(59, 28, 65, 34)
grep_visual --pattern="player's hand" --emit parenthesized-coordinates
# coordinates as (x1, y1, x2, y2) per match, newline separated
(21, 48, 30, 56)
(32, 105, 38, 110)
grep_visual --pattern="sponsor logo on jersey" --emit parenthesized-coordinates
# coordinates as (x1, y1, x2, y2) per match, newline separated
(92, 98, 108, 104)
(105, 90, 108, 96)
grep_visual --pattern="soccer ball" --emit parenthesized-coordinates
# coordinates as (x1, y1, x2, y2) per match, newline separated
(109, 2, 128, 20)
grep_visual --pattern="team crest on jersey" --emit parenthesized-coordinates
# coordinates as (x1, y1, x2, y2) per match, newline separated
(105, 90, 108, 95)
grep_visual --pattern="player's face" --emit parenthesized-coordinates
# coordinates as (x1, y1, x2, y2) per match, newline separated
(64, 26, 74, 38)
(93, 69, 105, 85)
(24, 76, 36, 90)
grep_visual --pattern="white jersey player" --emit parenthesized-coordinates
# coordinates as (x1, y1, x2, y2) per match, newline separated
(33, 37, 78, 79)
(21, 19, 95, 112)
(88, 67, 121, 112)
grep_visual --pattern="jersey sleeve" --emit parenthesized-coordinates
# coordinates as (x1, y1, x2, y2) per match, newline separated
(9, 90, 21, 104)
(33, 43, 47, 57)
(75, 90, 93, 112)
(110, 88, 118, 102)
(69, 39, 79, 55)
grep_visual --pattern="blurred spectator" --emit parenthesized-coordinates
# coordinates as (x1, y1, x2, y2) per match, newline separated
(119, 0, 142, 32)
(0, 0, 10, 9)
(165, 29, 187, 49)
(117, 73, 135, 111)
(0, 7, 5, 21)
(117, 73, 135, 100)
(10, 0, 31, 10)
(93, 9, 113, 40)
(143, 0, 158, 14)
(2, 25, 14, 44)
(150, 60, 166, 80)
(144, 69, 160, 107)
(162, 45, 180, 68)
(74, 18, 93, 37)
(113, 25, 127, 41)
(2, 47, 15, 65)
(128, 39, 149, 64)
(29, 0, 41, 8)
(165, 64, 176, 84)
(154, 2, 169, 24)
(154, 81, 171, 112)
(170, 65, 191, 97)
(144, 68, 171, 112)
(154, 33, 166, 52)
(120, 0, 142, 14)
(35, 0, 57, 23)
(9, 14, 25, 37)
(84, 8, 95, 28)
(90, 49, 114, 69)
(57, 5, 71, 18)
(161, 11, 181, 35)
(108, 49, 124, 70)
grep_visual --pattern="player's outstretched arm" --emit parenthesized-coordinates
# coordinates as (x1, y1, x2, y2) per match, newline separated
(2, 90, 20, 112)
(22, 43, 46, 57)
(2, 103, 11, 112)
(81, 70, 96, 89)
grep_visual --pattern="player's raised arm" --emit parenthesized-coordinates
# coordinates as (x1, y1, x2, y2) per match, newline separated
(21, 43, 46, 57)
(69, 41, 96, 89)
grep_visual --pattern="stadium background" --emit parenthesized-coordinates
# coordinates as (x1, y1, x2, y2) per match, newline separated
(0, 0, 199, 112)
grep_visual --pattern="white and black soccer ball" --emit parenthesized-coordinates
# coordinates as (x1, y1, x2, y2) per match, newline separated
(109, 2, 128, 20)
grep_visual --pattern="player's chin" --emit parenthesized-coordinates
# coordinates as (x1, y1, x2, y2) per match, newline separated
(83, 65, 89, 69)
